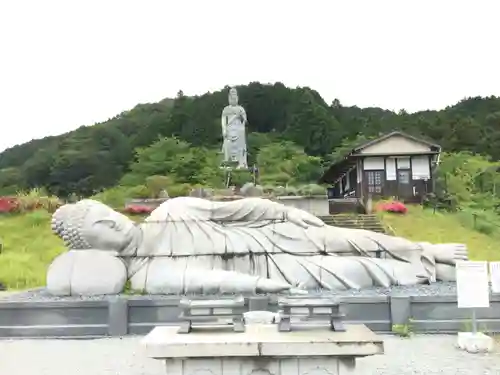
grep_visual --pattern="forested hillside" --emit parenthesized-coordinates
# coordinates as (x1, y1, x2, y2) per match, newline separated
(2, 82, 500, 202)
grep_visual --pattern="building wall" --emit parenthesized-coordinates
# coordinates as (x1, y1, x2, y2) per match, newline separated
(360, 154, 433, 200)
(360, 135, 432, 155)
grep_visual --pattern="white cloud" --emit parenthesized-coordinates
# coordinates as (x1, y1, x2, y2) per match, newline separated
(1, 0, 499, 151)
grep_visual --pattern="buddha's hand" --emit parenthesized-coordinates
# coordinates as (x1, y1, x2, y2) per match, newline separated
(419, 243, 469, 265)
(285, 206, 325, 228)
(138, 268, 292, 295)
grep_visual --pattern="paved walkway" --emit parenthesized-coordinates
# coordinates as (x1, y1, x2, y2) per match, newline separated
(0, 334, 498, 375)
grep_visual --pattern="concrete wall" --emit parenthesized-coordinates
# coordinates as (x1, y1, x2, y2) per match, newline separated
(127, 196, 330, 217)
(274, 196, 329, 216)
(1, 293, 499, 338)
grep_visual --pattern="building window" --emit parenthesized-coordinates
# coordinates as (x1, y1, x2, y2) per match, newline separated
(367, 171, 383, 193)
(398, 170, 410, 184)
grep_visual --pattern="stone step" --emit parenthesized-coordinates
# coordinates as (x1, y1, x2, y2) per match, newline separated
(320, 215, 387, 233)
(320, 215, 380, 220)
(325, 223, 384, 228)
(323, 221, 384, 226)
(324, 219, 382, 224)
(322, 216, 380, 221)
(332, 227, 386, 232)
(323, 220, 385, 226)
(325, 221, 384, 225)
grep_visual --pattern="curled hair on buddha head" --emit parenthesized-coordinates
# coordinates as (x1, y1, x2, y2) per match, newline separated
(51, 199, 104, 250)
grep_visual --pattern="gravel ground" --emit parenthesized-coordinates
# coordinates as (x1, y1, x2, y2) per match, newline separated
(0, 335, 498, 375)
(0, 282, 467, 302)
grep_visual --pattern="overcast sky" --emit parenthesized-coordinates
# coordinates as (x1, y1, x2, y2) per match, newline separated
(1, 1, 499, 152)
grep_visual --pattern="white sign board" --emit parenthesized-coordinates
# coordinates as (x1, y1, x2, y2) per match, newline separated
(490, 262, 500, 294)
(456, 261, 490, 308)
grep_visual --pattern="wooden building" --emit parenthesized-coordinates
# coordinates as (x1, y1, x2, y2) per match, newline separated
(319, 132, 441, 208)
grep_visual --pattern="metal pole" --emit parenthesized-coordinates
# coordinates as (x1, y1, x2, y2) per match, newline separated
(471, 308, 478, 334)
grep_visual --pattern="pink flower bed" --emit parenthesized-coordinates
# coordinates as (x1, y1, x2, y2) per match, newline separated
(375, 201, 408, 214)
(123, 204, 154, 215)
(0, 197, 18, 213)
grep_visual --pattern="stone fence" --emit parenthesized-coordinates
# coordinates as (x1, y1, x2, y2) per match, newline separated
(0, 293, 499, 338)
(126, 195, 330, 217)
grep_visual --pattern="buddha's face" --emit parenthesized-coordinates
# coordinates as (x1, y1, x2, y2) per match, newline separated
(52, 201, 138, 253)
(83, 207, 137, 252)
(228, 88, 238, 106)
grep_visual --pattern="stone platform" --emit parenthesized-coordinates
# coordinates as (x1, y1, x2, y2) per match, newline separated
(142, 324, 384, 375)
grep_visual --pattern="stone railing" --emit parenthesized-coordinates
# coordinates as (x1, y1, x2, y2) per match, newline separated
(3, 292, 499, 338)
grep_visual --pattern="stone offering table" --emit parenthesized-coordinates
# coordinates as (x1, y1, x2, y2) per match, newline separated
(277, 297, 346, 332)
(178, 296, 246, 333)
(142, 324, 384, 375)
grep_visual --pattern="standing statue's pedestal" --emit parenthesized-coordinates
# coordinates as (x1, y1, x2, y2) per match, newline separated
(142, 324, 384, 375)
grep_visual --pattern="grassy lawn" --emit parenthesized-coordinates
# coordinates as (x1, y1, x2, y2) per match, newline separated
(380, 205, 500, 261)
(0, 211, 64, 290)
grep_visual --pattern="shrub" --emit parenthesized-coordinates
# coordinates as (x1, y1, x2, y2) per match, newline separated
(284, 186, 299, 196)
(477, 222, 495, 235)
(274, 186, 287, 197)
(169, 184, 192, 197)
(93, 186, 132, 208)
(228, 170, 253, 188)
(260, 172, 290, 186)
(0, 189, 61, 214)
(15, 188, 61, 213)
(145, 175, 172, 198)
(0, 197, 17, 213)
(262, 185, 276, 196)
(93, 185, 152, 208)
(298, 184, 325, 196)
(128, 185, 151, 199)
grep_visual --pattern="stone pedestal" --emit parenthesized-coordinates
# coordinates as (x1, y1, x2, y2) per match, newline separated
(457, 332, 494, 353)
(142, 324, 384, 375)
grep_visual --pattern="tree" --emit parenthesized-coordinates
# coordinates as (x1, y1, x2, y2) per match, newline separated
(257, 142, 322, 185)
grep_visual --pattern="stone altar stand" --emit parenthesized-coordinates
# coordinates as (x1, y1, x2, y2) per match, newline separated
(141, 324, 384, 375)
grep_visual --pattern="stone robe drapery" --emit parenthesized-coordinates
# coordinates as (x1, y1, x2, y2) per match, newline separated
(127, 197, 437, 293)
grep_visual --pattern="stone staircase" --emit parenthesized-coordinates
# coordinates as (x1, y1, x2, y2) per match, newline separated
(319, 214, 387, 233)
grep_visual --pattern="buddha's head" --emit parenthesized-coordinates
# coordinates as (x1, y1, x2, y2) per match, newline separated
(51, 199, 138, 253)
(228, 87, 238, 106)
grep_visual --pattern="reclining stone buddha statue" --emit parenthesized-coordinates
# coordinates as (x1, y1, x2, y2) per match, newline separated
(47, 197, 468, 296)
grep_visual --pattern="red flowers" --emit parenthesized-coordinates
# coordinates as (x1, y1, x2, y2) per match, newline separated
(0, 197, 18, 213)
(0, 196, 61, 214)
(123, 204, 154, 215)
(376, 201, 408, 214)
